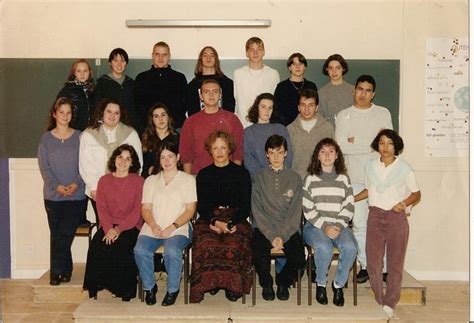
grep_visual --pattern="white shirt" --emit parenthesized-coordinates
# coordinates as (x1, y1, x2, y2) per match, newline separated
(79, 128, 143, 196)
(233, 65, 280, 128)
(335, 103, 393, 184)
(365, 157, 419, 211)
(140, 171, 197, 238)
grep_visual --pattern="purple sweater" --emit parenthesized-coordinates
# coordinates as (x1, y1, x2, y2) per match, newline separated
(38, 130, 86, 201)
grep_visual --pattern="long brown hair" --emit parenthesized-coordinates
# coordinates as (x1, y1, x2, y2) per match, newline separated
(307, 138, 347, 175)
(46, 97, 74, 131)
(141, 103, 177, 152)
(194, 46, 224, 77)
(151, 140, 182, 175)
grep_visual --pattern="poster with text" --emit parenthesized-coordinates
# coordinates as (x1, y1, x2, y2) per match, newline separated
(425, 37, 469, 157)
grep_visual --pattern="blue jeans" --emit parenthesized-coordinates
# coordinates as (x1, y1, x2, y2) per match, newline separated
(134, 234, 190, 293)
(303, 222, 357, 287)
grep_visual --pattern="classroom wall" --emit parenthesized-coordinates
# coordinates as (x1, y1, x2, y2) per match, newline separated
(3, 0, 468, 280)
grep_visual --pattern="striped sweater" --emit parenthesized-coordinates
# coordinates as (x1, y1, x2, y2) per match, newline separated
(302, 170, 354, 230)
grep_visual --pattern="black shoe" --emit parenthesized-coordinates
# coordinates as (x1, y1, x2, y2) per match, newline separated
(60, 273, 71, 283)
(276, 285, 289, 301)
(122, 296, 131, 302)
(225, 290, 241, 302)
(332, 281, 345, 307)
(161, 290, 179, 306)
(262, 286, 275, 301)
(50, 274, 61, 286)
(315, 285, 328, 305)
(383, 272, 388, 282)
(356, 269, 369, 284)
(209, 287, 220, 295)
(145, 284, 158, 305)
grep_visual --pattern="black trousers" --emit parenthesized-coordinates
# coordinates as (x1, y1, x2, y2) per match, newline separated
(44, 199, 88, 276)
(252, 229, 305, 288)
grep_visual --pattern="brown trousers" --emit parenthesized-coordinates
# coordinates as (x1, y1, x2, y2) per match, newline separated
(366, 206, 409, 308)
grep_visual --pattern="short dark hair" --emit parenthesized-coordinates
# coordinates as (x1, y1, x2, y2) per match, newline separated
(246, 93, 278, 124)
(108, 48, 129, 63)
(322, 54, 349, 76)
(107, 144, 141, 174)
(287, 53, 307, 68)
(200, 78, 221, 91)
(307, 138, 346, 175)
(204, 130, 236, 155)
(299, 88, 319, 105)
(370, 129, 404, 155)
(265, 134, 287, 152)
(152, 140, 182, 175)
(355, 74, 376, 92)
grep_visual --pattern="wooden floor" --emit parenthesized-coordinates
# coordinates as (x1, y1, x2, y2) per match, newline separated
(1, 278, 469, 322)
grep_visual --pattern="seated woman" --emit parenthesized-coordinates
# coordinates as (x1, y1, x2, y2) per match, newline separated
(141, 103, 179, 178)
(38, 97, 87, 285)
(355, 129, 421, 319)
(83, 144, 144, 301)
(134, 141, 197, 306)
(190, 130, 252, 303)
(302, 138, 357, 307)
(244, 93, 293, 178)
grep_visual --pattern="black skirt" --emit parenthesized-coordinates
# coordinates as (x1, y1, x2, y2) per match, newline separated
(83, 227, 139, 299)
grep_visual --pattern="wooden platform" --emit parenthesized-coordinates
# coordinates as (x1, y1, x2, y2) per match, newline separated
(32, 264, 88, 303)
(31, 263, 427, 322)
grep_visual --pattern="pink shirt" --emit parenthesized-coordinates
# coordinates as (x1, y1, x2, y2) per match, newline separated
(179, 109, 244, 174)
(96, 173, 144, 233)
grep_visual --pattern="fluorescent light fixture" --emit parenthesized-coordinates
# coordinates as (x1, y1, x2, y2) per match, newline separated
(126, 19, 271, 28)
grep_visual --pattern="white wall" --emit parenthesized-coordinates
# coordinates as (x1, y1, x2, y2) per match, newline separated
(4, 0, 468, 280)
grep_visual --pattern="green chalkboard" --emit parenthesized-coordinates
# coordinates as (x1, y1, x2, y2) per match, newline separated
(0, 58, 399, 157)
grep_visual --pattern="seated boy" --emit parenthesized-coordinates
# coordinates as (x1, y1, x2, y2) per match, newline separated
(251, 135, 305, 301)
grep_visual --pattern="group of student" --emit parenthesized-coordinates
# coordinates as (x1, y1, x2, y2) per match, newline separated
(37, 36, 421, 319)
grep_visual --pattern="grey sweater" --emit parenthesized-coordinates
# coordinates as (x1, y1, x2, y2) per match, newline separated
(251, 167, 302, 243)
(287, 115, 334, 179)
(318, 80, 354, 127)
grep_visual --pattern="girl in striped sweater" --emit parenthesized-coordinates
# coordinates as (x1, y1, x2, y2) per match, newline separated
(302, 137, 357, 307)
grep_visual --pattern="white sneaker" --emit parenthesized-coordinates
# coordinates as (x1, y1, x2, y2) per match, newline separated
(382, 305, 400, 320)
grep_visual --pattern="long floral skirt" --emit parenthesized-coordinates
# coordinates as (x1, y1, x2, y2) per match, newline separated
(190, 220, 253, 303)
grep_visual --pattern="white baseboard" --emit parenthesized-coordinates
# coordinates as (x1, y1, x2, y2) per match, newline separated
(11, 269, 47, 279)
(408, 270, 469, 281)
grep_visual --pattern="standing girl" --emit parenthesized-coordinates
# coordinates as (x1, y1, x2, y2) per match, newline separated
(57, 59, 95, 131)
(244, 93, 293, 177)
(38, 97, 87, 285)
(355, 129, 421, 319)
(141, 103, 179, 178)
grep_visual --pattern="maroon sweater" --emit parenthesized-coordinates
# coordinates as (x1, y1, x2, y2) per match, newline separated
(96, 173, 144, 234)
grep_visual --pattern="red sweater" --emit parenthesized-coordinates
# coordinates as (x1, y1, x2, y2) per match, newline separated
(179, 109, 244, 175)
(96, 173, 144, 234)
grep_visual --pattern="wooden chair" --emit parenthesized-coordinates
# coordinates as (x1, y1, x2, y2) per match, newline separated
(74, 222, 96, 246)
(306, 246, 357, 306)
(250, 247, 303, 306)
(138, 244, 191, 304)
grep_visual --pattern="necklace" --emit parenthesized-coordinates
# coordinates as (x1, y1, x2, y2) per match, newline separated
(290, 79, 305, 93)
(113, 174, 129, 191)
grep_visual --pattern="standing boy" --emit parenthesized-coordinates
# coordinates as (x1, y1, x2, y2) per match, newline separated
(135, 41, 187, 129)
(234, 37, 280, 128)
(335, 75, 393, 283)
